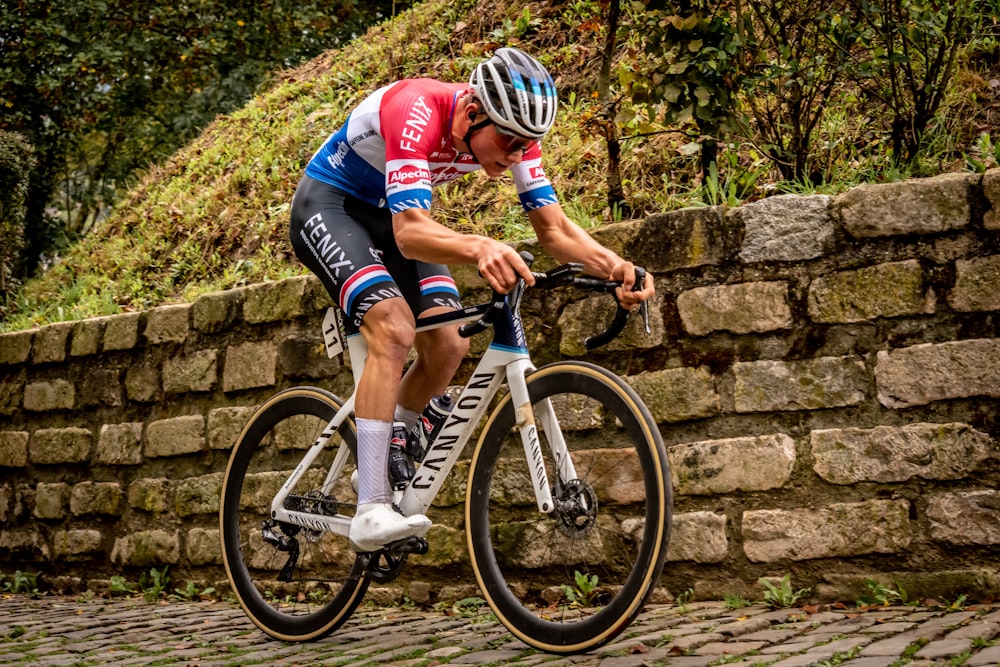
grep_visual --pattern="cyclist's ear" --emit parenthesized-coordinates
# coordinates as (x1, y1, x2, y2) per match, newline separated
(465, 97, 481, 121)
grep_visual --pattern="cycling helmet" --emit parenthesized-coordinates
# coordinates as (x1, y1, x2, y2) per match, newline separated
(470, 47, 558, 140)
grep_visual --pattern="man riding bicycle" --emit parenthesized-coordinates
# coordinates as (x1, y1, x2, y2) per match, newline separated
(289, 47, 654, 553)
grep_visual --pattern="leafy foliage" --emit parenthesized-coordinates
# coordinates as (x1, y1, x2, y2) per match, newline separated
(0, 0, 409, 278)
(843, 0, 978, 166)
(619, 0, 993, 184)
(623, 0, 743, 174)
(967, 132, 1000, 173)
(0, 131, 34, 295)
(857, 578, 905, 607)
(0, 0, 996, 331)
(759, 575, 811, 609)
(561, 570, 601, 607)
(170, 581, 217, 601)
(0, 570, 41, 596)
(738, 0, 862, 182)
(139, 565, 170, 602)
(109, 575, 135, 595)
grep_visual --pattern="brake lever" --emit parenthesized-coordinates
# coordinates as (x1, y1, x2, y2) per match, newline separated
(633, 266, 651, 334)
(639, 300, 651, 335)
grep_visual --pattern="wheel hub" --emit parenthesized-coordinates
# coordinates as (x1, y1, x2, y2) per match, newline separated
(553, 479, 598, 537)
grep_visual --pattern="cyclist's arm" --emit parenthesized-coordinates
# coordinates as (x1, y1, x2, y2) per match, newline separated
(527, 203, 654, 306)
(393, 208, 535, 293)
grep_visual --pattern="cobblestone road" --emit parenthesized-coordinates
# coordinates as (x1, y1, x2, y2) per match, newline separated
(1, 595, 999, 666)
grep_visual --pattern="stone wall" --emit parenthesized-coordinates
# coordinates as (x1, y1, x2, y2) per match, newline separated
(1, 170, 999, 603)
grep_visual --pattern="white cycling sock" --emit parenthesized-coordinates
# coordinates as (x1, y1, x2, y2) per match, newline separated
(355, 418, 392, 505)
(393, 404, 420, 432)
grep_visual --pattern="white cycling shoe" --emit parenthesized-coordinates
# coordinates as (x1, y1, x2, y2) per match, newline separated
(349, 503, 430, 553)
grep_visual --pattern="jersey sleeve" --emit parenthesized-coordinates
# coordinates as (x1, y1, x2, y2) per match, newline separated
(381, 84, 439, 214)
(510, 145, 558, 211)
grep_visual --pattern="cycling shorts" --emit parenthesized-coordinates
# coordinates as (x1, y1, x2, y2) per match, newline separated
(289, 175, 462, 329)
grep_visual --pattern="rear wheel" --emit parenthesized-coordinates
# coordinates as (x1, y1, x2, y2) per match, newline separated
(220, 386, 368, 641)
(466, 361, 671, 654)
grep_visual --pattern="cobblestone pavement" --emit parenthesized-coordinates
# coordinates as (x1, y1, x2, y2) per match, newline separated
(1, 595, 999, 667)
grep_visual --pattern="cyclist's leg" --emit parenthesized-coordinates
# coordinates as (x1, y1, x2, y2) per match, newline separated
(402, 313, 468, 412)
(290, 177, 430, 551)
(291, 177, 411, 423)
(383, 252, 469, 413)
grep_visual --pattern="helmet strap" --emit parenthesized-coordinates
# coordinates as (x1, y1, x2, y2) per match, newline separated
(461, 117, 492, 164)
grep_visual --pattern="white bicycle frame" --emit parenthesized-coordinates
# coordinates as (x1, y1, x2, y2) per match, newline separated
(267, 281, 577, 539)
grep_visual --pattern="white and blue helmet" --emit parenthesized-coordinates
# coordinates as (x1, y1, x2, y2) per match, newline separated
(470, 47, 558, 140)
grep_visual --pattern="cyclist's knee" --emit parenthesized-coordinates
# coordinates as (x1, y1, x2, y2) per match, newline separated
(361, 298, 416, 358)
(417, 326, 469, 370)
(445, 328, 470, 363)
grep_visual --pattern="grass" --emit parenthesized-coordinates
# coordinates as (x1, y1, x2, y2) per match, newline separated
(1, 0, 997, 331)
(888, 638, 931, 667)
(760, 575, 811, 609)
(0, 570, 41, 596)
(723, 592, 752, 610)
(856, 579, 906, 608)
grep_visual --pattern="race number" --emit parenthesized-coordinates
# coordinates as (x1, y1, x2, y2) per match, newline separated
(322, 307, 346, 358)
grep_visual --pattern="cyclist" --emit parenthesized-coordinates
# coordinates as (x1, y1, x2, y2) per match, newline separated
(289, 47, 654, 553)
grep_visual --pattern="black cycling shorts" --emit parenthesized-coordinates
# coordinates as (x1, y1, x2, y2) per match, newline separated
(289, 175, 462, 328)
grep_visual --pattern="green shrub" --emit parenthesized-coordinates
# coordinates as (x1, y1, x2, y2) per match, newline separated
(0, 131, 35, 298)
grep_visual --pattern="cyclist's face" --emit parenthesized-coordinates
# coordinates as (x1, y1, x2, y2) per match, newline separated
(473, 123, 534, 177)
(491, 126, 537, 154)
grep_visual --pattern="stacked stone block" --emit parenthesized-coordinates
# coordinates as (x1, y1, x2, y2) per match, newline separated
(0, 170, 998, 601)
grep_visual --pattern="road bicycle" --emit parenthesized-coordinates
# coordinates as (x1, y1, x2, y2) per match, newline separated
(219, 253, 672, 654)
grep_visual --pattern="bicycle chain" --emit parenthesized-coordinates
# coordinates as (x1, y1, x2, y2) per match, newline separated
(268, 495, 411, 584)
(275, 493, 428, 584)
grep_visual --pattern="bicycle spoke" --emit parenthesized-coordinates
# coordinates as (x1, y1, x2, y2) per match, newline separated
(468, 361, 671, 653)
(220, 388, 368, 641)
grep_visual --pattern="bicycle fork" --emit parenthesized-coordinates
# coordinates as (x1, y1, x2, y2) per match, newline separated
(506, 359, 579, 515)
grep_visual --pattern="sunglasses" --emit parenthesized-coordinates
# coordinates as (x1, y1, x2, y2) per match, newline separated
(490, 124, 537, 154)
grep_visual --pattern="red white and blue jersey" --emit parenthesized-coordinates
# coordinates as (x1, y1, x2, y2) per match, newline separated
(304, 79, 559, 215)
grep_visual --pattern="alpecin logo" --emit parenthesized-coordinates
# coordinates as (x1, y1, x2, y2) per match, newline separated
(389, 167, 431, 184)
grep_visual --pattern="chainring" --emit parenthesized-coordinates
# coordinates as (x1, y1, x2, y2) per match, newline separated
(364, 550, 409, 583)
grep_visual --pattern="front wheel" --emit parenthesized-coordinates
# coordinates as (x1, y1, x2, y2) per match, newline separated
(466, 361, 672, 654)
(219, 386, 368, 641)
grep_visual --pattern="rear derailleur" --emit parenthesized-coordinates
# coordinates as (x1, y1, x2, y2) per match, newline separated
(261, 519, 300, 582)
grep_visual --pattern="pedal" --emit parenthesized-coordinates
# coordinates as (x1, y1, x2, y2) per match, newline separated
(388, 536, 428, 557)
(362, 537, 428, 583)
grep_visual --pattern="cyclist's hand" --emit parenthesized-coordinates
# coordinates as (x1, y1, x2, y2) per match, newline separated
(611, 262, 654, 309)
(477, 239, 535, 293)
